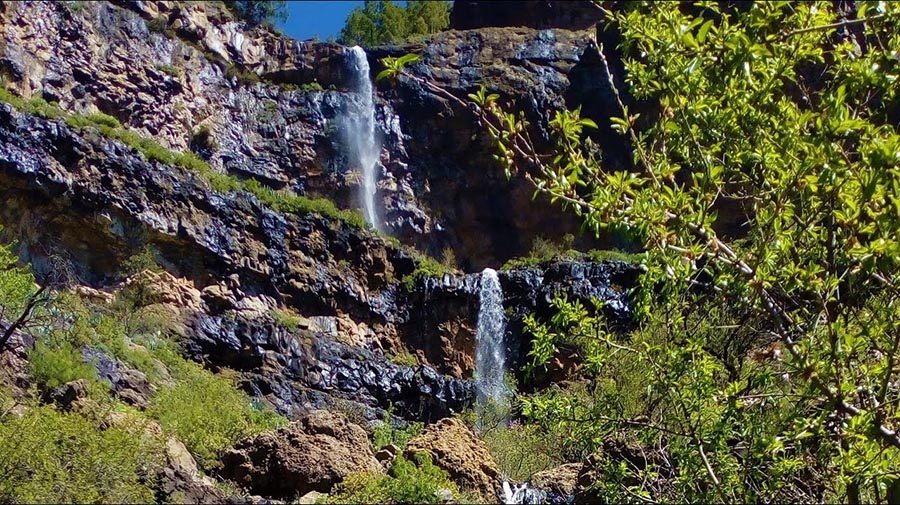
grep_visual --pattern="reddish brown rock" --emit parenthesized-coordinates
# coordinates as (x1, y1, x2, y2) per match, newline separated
(220, 410, 381, 499)
(405, 417, 501, 500)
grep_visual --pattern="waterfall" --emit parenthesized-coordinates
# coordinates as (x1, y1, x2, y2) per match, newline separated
(475, 268, 511, 419)
(346, 45, 381, 231)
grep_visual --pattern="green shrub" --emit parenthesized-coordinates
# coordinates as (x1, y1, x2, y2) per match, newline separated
(120, 244, 163, 277)
(0, 403, 164, 503)
(243, 178, 369, 230)
(87, 112, 122, 129)
(146, 360, 286, 469)
(156, 63, 182, 78)
(28, 339, 100, 391)
(501, 234, 642, 271)
(271, 307, 303, 330)
(372, 405, 423, 450)
(401, 252, 452, 290)
(323, 453, 458, 504)
(0, 227, 39, 324)
(0, 86, 64, 120)
(479, 423, 560, 482)
(300, 81, 324, 92)
(385, 348, 418, 368)
(225, 63, 260, 85)
(440, 246, 457, 270)
(585, 248, 643, 264)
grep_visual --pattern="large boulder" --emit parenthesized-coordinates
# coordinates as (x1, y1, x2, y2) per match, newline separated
(404, 417, 501, 500)
(529, 463, 581, 504)
(220, 410, 381, 499)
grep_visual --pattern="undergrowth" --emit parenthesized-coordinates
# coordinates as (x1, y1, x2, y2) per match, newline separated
(321, 453, 458, 504)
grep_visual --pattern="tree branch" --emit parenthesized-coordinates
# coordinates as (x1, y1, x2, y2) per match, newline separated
(0, 283, 48, 351)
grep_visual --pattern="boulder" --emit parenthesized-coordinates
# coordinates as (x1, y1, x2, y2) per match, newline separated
(42, 379, 90, 411)
(159, 454, 230, 505)
(220, 410, 381, 499)
(404, 417, 501, 499)
(529, 463, 581, 503)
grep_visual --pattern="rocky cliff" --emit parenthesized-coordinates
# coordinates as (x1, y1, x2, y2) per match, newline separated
(0, 1, 639, 502)
(1, 0, 629, 269)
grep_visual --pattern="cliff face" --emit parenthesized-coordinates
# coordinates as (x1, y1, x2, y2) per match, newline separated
(0, 0, 639, 435)
(1, 1, 625, 270)
(0, 1, 644, 500)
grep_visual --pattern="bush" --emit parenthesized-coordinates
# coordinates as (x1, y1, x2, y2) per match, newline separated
(300, 81, 324, 92)
(0, 227, 39, 324)
(385, 348, 418, 368)
(146, 360, 286, 469)
(401, 251, 452, 290)
(372, 405, 423, 450)
(28, 339, 100, 391)
(0, 403, 164, 503)
(271, 307, 303, 330)
(322, 453, 458, 504)
(502, 235, 641, 271)
(156, 63, 182, 78)
(479, 423, 560, 482)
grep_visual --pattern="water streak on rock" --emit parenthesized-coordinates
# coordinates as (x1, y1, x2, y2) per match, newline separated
(347, 46, 381, 230)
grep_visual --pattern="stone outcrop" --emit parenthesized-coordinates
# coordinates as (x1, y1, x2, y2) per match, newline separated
(186, 312, 475, 422)
(405, 417, 501, 500)
(83, 348, 156, 409)
(220, 410, 382, 499)
(528, 463, 582, 504)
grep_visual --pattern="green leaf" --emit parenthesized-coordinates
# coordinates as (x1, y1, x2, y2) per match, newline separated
(696, 19, 714, 44)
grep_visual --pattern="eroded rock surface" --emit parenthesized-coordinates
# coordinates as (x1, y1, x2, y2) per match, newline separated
(220, 410, 382, 499)
(405, 417, 501, 499)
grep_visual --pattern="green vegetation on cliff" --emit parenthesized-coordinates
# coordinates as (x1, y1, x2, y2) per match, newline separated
(339, 0, 450, 46)
(0, 401, 164, 503)
(0, 84, 370, 232)
(0, 245, 287, 502)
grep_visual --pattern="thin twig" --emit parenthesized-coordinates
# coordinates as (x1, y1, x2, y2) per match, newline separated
(779, 14, 887, 39)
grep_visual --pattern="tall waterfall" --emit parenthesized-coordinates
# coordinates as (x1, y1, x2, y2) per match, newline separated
(475, 268, 511, 415)
(347, 45, 381, 230)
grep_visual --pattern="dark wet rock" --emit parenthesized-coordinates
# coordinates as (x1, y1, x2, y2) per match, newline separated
(220, 410, 382, 499)
(398, 259, 640, 379)
(42, 379, 90, 411)
(82, 347, 155, 408)
(368, 26, 635, 268)
(186, 312, 475, 423)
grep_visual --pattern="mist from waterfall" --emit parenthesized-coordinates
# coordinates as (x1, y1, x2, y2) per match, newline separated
(347, 45, 381, 231)
(475, 268, 511, 425)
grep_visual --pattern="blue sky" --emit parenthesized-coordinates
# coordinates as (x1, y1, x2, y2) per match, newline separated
(277, 1, 365, 41)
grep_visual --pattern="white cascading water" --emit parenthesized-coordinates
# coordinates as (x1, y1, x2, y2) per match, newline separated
(346, 45, 381, 231)
(474, 268, 511, 417)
